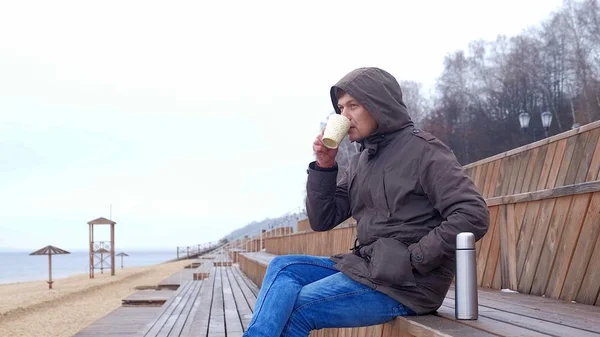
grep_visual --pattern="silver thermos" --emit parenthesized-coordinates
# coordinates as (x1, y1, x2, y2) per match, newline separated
(455, 232, 478, 320)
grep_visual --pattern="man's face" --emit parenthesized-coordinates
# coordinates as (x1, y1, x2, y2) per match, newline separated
(337, 92, 378, 142)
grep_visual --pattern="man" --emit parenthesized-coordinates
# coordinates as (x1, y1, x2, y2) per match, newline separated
(242, 67, 489, 337)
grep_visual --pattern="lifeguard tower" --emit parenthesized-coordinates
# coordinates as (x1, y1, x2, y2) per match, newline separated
(87, 217, 116, 278)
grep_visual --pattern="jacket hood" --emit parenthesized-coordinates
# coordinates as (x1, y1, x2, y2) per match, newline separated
(330, 67, 413, 135)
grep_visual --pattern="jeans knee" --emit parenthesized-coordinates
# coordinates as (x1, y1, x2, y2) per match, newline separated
(267, 255, 296, 272)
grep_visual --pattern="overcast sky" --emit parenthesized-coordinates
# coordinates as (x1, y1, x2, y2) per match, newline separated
(0, 0, 563, 251)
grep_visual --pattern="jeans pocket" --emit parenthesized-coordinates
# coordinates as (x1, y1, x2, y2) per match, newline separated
(368, 238, 416, 287)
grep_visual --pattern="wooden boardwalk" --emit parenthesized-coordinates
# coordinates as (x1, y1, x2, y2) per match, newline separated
(75, 252, 258, 337)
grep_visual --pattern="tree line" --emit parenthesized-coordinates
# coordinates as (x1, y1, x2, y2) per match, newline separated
(404, 0, 600, 165)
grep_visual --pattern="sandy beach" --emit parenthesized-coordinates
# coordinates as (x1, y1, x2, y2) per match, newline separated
(0, 259, 192, 337)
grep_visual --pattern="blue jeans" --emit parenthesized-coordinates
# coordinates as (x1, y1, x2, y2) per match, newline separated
(243, 255, 415, 337)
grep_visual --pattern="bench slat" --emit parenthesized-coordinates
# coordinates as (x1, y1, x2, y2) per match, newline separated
(223, 267, 244, 336)
(443, 298, 600, 337)
(142, 281, 194, 336)
(181, 267, 216, 336)
(166, 281, 204, 336)
(436, 305, 551, 337)
(446, 290, 600, 333)
(208, 267, 226, 337)
(226, 268, 255, 331)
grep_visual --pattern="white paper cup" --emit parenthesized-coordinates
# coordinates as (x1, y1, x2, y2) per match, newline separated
(322, 114, 351, 149)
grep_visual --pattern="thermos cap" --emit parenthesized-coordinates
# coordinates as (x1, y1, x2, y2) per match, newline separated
(457, 232, 475, 249)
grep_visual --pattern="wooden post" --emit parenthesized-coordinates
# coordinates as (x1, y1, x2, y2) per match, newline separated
(177, 246, 180, 260)
(48, 251, 53, 289)
(111, 223, 115, 276)
(90, 225, 95, 279)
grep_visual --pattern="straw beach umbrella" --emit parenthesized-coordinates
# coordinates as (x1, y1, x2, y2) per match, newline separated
(116, 252, 129, 269)
(29, 245, 70, 289)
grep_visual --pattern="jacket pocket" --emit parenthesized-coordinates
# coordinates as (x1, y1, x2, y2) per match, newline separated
(367, 238, 416, 287)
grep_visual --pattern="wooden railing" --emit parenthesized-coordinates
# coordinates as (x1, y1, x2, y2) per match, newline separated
(265, 182, 600, 307)
(464, 120, 600, 198)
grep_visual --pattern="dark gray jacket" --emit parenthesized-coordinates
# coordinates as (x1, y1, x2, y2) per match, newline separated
(306, 67, 489, 314)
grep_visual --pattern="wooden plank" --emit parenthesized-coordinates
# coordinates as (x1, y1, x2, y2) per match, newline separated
(492, 259, 501, 289)
(499, 204, 518, 290)
(380, 316, 461, 337)
(536, 142, 557, 190)
(208, 267, 226, 337)
(589, 129, 600, 180)
(500, 155, 517, 196)
(554, 135, 578, 187)
(507, 153, 523, 196)
(494, 157, 509, 197)
(530, 196, 573, 296)
(518, 198, 556, 294)
(510, 152, 528, 194)
(227, 268, 255, 331)
(482, 161, 496, 198)
(474, 287, 600, 323)
(476, 206, 499, 286)
(182, 267, 216, 336)
(545, 193, 591, 299)
(486, 180, 600, 206)
(520, 146, 540, 193)
(576, 128, 600, 183)
(222, 267, 244, 336)
(442, 298, 600, 336)
(475, 165, 488, 194)
(159, 281, 202, 337)
(481, 208, 501, 288)
(435, 305, 551, 337)
(545, 138, 568, 189)
(564, 131, 591, 185)
(446, 290, 600, 333)
(576, 204, 600, 305)
(561, 192, 600, 302)
(74, 307, 163, 337)
(514, 150, 533, 194)
(141, 281, 194, 336)
(485, 160, 502, 198)
(516, 200, 542, 283)
(527, 144, 548, 192)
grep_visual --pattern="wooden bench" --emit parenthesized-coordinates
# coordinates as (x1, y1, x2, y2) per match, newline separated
(238, 252, 600, 337)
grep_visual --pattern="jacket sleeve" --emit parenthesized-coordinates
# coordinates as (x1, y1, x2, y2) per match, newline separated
(409, 140, 490, 274)
(305, 161, 351, 232)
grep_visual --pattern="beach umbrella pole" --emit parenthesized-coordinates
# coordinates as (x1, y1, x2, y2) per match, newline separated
(48, 252, 53, 289)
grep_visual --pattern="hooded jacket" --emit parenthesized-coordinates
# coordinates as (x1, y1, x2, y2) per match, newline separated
(306, 67, 489, 314)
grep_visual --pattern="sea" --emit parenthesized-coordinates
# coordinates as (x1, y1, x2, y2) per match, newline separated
(0, 250, 178, 285)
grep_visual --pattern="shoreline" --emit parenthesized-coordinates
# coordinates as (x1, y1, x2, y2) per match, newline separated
(0, 258, 194, 337)
(0, 252, 180, 286)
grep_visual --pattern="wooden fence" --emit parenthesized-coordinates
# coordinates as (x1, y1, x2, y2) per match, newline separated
(464, 120, 600, 198)
(265, 183, 600, 307)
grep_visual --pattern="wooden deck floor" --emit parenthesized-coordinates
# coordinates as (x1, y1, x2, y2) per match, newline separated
(74, 307, 163, 337)
(75, 251, 258, 337)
